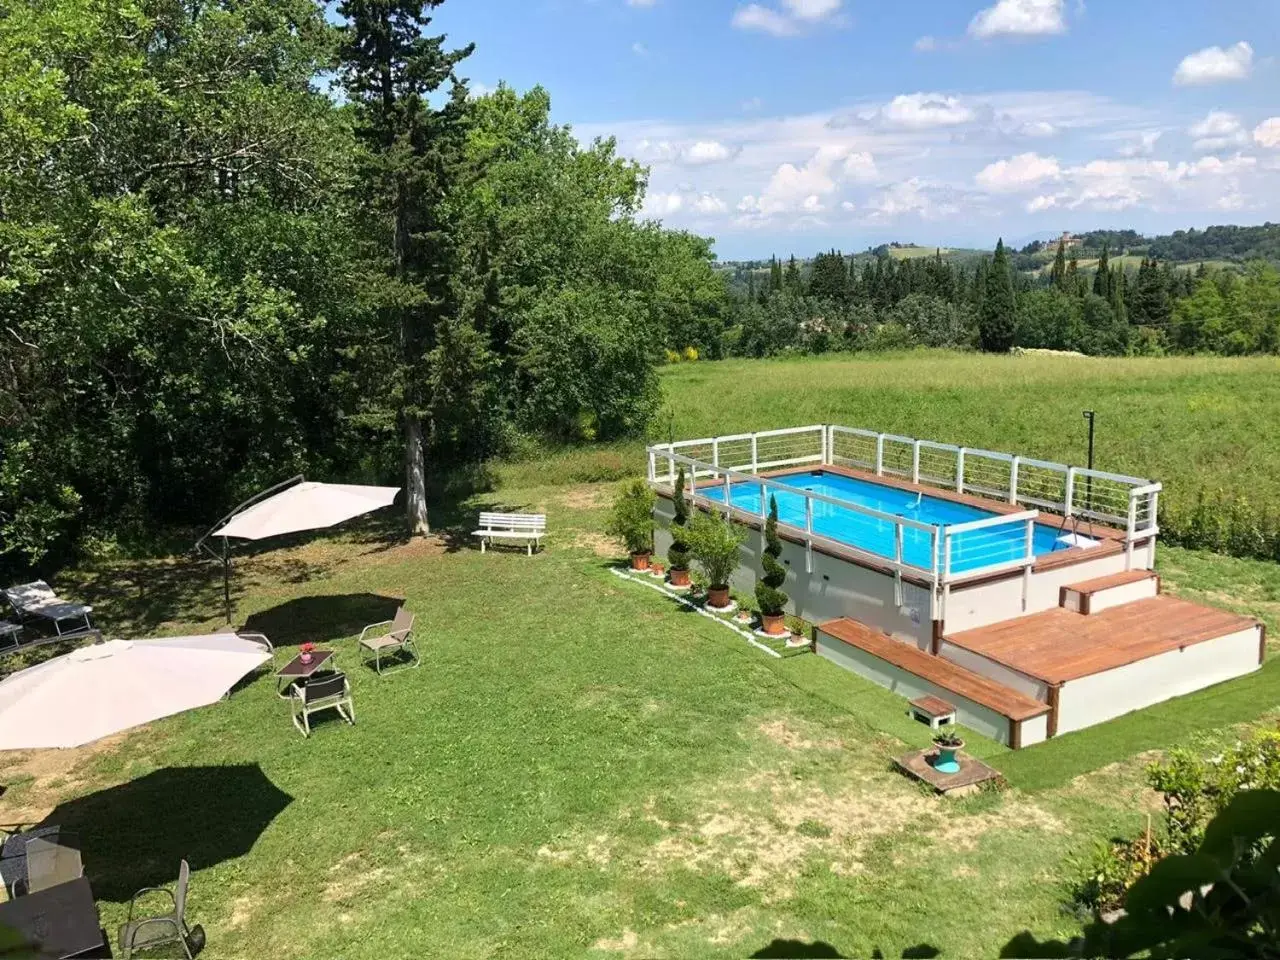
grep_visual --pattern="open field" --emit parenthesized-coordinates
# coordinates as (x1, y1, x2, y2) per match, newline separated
(1, 468, 1276, 958)
(509, 351, 1280, 513)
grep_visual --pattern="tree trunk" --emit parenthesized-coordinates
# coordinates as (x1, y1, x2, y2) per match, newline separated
(405, 417, 430, 535)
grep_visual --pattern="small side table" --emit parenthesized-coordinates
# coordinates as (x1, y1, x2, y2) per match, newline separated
(275, 650, 336, 698)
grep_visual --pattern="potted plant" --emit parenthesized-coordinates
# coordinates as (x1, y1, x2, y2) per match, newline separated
(649, 559, 665, 578)
(932, 725, 965, 774)
(754, 495, 789, 635)
(606, 479, 657, 570)
(299, 641, 316, 665)
(668, 466, 692, 587)
(685, 509, 746, 610)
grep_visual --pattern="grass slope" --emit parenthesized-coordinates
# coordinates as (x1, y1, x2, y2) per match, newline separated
(1, 476, 1275, 959)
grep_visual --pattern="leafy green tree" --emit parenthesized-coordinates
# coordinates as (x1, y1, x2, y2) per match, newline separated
(755, 496, 789, 620)
(1172, 276, 1227, 352)
(978, 239, 1016, 353)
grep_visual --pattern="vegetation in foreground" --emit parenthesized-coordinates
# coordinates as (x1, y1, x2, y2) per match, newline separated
(0, 476, 1275, 959)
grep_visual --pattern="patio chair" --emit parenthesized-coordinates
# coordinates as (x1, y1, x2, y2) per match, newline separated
(290, 671, 354, 737)
(358, 607, 419, 675)
(4, 580, 93, 636)
(118, 859, 197, 960)
(24, 834, 83, 894)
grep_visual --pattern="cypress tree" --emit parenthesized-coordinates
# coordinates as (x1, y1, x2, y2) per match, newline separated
(1050, 239, 1067, 290)
(747, 271, 757, 302)
(979, 238, 1016, 353)
(769, 255, 783, 293)
(783, 255, 802, 292)
(1109, 265, 1127, 325)
(668, 466, 690, 572)
(1092, 244, 1111, 299)
(1066, 253, 1081, 296)
(755, 496, 789, 627)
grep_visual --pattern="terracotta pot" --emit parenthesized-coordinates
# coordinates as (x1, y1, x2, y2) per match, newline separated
(669, 567, 691, 587)
(630, 551, 651, 571)
(707, 585, 731, 609)
(761, 613, 787, 636)
(650, 562, 665, 576)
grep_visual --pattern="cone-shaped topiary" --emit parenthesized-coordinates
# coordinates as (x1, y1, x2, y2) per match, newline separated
(668, 466, 690, 572)
(755, 495, 789, 617)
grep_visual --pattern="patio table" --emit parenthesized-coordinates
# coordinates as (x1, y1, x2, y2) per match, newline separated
(0, 876, 104, 958)
(274, 649, 335, 698)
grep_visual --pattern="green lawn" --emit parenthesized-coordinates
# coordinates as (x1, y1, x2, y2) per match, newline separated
(1, 476, 1275, 959)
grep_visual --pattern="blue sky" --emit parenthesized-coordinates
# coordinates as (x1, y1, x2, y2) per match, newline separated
(430, 0, 1280, 259)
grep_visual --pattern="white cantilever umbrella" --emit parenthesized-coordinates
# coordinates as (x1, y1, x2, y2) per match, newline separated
(0, 635, 272, 750)
(197, 476, 400, 621)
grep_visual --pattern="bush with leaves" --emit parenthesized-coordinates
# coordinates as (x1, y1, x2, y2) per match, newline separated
(604, 479, 656, 556)
(668, 466, 691, 572)
(754, 495, 789, 617)
(1004, 790, 1280, 959)
(685, 510, 746, 589)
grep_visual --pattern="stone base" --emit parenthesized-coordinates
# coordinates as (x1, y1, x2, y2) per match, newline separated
(893, 748, 1004, 797)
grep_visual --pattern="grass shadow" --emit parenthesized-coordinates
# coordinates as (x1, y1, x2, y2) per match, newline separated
(40, 765, 292, 903)
(243, 593, 403, 647)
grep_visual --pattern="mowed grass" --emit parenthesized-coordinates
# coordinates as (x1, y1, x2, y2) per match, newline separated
(1, 476, 1276, 959)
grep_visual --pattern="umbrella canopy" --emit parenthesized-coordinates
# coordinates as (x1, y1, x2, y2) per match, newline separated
(0, 635, 271, 750)
(211, 481, 399, 541)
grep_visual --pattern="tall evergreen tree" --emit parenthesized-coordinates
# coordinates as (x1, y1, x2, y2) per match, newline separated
(1066, 253, 1081, 296)
(783, 254, 802, 293)
(338, 0, 473, 534)
(979, 238, 1016, 353)
(1050, 239, 1067, 291)
(1109, 265, 1128, 326)
(768, 255, 783, 293)
(1092, 244, 1111, 300)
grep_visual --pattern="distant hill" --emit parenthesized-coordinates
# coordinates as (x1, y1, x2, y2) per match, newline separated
(1027, 223, 1280, 264)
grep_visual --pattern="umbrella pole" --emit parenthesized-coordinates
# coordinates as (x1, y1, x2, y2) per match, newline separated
(223, 537, 232, 624)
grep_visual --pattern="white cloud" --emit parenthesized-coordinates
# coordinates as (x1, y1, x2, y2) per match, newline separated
(683, 140, 735, 164)
(867, 178, 961, 220)
(1255, 117, 1280, 149)
(1026, 194, 1058, 212)
(731, 0, 842, 36)
(878, 93, 974, 129)
(841, 151, 879, 181)
(969, 0, 1066, 39)
(737, 145, 876, 220)
(740, 97, 764, 112)
(1188, 111, 1248, 152)
(802, 194, 824, 212)
(840, 200, 857, 211)
(1118, 130, 1162, 157)
(975, 152, 1062, 191)
(1173, 42, 1253, 86)
(693, 193, 729, 214)
(631, 41, 648, 56)
(914, 35, 938, 52)
(644, 191, 684, 215)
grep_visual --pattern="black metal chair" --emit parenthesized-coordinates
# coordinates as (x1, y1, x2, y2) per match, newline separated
(119, 859, 196, 959)
(290, 671, 355, 737)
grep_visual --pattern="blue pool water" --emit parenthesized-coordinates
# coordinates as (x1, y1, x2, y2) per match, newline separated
(701, 471, 1065, 574)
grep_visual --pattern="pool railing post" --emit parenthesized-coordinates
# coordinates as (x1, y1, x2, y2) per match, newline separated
(712, 438, 720, 470)
(1008, 456, 1020, 504)
(1125, 492, 1137, 570)
(911, 442, 921, 484)
(955, 448, 966, 493)
(647, 449, 656, 483)
(941, 536, 953, 622)
(804, 497, 814, 573)
(723, 472, 732, 519)
(668, 447, 676, 486)
(893, 523, 904, 606)
(750, 434, 758, 474)
(875, 434, 885, 475)
(1022, 517, 1034, 611)
(1064, 467, 1076, 518)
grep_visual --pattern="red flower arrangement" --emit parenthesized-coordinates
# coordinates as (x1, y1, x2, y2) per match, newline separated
(300, 641, 315, 664)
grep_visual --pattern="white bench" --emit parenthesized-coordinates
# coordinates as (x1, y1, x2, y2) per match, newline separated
(473, 512, 546, 555)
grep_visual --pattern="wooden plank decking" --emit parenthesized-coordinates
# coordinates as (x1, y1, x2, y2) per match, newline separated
(945, 596, 1260, 685)
(1065, 569, 1158, 596)
(818, 618, 1050, 721)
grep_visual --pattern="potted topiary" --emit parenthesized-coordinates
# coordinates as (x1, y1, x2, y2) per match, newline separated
(932, 725, 965, 774)
(606, 479, 657, 570)
(754, 495, 789, 635)
(668, 466, 692, 587)
(685, 510, 746, 610)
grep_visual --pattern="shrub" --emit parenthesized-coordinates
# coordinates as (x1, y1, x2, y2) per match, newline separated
(754, 496, 789, 616)
(1073, 833, 1165, 914)
(1160, 488, 1280, 563)
(664, 348, 681, 364)
(685, 510, 746, 589)
(668, 467, 690, 571)
(682, 346, 699, 362)
(605, 479, 656, 555)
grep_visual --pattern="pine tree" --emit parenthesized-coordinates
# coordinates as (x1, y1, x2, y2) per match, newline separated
(1092, 244, 1111, 300)
(339, 0, 474, 534)
(979, 238, 1016, 353)
(754, 496, 789, 626)
(1066, 253, 1081, 296)
(783, 255, 802, 293)
(1050, 239, 1067, 291)
(668, 466, 690, 572)
(1109, 265, 1127, 325)
(769, 255, 783, 293)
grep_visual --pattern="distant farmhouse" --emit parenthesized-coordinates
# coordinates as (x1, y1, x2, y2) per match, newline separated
(1049, 231, 1083, 250)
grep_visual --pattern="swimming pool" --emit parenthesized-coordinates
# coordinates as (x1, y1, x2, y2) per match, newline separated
(700, 470, 1067, 574)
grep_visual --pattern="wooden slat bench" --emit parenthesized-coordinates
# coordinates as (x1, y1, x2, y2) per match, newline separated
(473, 512, 546, 556)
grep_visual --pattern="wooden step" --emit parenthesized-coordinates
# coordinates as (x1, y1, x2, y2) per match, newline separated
(816, 618, 1050, 722)
(1061, 569, 1159, 614)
